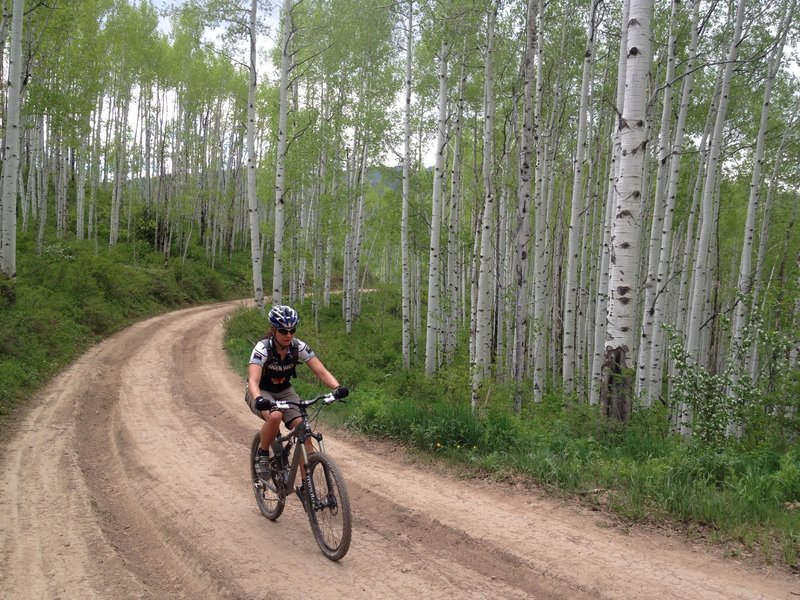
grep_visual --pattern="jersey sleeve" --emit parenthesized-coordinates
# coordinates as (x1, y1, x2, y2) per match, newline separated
(249, 340, 269, 366)
(295, 339, 316, 363)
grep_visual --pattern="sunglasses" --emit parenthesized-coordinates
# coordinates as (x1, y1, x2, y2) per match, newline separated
(276, 327, 296, 335)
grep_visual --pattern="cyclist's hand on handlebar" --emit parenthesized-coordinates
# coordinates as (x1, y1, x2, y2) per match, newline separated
(333, 386, 349, 399)
(254, 395, 276, 411)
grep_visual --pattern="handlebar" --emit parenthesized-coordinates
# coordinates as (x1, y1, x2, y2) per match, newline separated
(272, 389, 347, 412)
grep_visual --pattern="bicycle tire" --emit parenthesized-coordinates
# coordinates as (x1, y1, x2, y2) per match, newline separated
(250, 432, 285, 520)
(303, 452, 352, 561)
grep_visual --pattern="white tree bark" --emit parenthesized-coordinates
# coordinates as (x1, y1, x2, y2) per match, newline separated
(496, 128, 513, 379)
(562, 0, 600, 394)
(247, 0, 264, 312)
(471, 2, 497, 410)
(56, 144, 68, 239)
(729, 0, 793, 372)
(401, 0, 413, 369)
(675, 76, 718, 434)
(603, 0, 652, 420)
(444, 44, 466, 362)
(272, 0, 293, 305)
(425, 39, 449, 375)
(531, 0, 547, 403)
(0, 0, 23, 280)
(646, 0, 700, 402)
(344, 139, 368, 334)
(513, 0, 536, 412)
(749, 95, 799, 376)
(636, 0, 680, 401)
(76, 136, 88, 240)
(685, 0, 746, 364)
(590, 0, 629, 406)
(109, 100, 129, 247)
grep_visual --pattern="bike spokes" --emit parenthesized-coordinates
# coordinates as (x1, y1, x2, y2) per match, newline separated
(250, 433, 285, 521)
(305, 453, 352, 561)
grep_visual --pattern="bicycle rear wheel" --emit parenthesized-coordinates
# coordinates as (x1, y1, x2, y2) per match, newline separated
(250, 433, 285, 520)
(303, 452, 351, 561)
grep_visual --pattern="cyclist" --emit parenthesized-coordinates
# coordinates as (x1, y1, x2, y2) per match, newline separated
(246, 305, 346, 496)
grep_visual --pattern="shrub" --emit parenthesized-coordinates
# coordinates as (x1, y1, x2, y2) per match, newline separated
(772, 447, 800, 503)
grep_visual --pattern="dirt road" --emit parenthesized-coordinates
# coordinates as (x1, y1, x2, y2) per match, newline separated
(1, 301, 797, 599)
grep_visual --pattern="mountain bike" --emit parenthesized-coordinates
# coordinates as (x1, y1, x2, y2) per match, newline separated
(250, 389, 352, 561)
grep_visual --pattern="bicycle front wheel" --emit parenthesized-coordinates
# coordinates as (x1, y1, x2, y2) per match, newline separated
(303, 452, 352, 561)
(250, 432, 285, 520)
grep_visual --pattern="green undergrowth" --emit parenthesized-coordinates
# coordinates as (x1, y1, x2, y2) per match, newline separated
(0, 234, 250, 418)
(224, 289, 800, 571)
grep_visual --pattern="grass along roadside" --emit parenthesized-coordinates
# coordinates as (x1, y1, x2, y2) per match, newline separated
(0, 235, 251, 420)
(223, 289, 800, 572)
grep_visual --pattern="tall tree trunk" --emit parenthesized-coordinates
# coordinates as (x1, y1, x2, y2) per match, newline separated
(646, 0, 700, 403)
(590, 0, 629, 406)
(636, 0, 679, 401)
(110, 98, 129, 247)
(35, 121, 48, 256)
(247, 0, 265, 312)
(727, 0, 794, 419)
(562, 0, 600, 394)
(272, 0, 293, 304)
(513, 0, 536, 413)
(749, 95, 799, 376)
(685, 0, 746, 366)
(602, 0, 653, 421)
(76, 136, 87, 240)
(401, 0, 414, 369)
(425, 40, 449, 375)
(530, 0, 547, 403)
(471, 1, 497, 410)
(0, 0, 23, 285)
(444, 42, 466, 363)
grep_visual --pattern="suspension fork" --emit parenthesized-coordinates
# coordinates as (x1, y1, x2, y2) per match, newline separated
(298, 430, 325, 508)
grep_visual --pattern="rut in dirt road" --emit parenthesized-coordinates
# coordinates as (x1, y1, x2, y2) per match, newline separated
(0, 301, 796, 599)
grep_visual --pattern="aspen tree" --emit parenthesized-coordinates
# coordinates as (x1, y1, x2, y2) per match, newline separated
(424, 39, 449, 375)
(636, 0, 679, 401)
(401, 0, 414, 369)
(646, 0, 700, 403)
(513, 0, 536, 413)
(0, 0, 23, 283)
(530, 0, 546, 403)
(675, 67, 720, 435)
(444, 43, 467, 363)
(603, 0, 653, 421)
(247, 0, 264, 312)
(472, 0, 498, 410)
(590, 0, 629, 406)
(685, 0, 746, 366)
(272, 0, 293, 305)
(727, 0, 795, 424)
(749, 97, 799, 376)
(563, 0, 601, 395)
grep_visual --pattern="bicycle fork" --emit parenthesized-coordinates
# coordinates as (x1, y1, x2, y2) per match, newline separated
(291, 436, 325, 508)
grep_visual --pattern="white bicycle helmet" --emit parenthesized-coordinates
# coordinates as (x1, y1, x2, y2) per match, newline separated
(268, 305, 299, 329)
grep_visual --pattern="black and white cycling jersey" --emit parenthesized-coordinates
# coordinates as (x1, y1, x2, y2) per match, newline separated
(249, 336, 316, 392)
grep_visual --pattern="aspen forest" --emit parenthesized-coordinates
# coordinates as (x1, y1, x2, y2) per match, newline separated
(1, 0, 799, 449)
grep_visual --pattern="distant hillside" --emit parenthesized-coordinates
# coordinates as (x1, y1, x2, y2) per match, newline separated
(367, 166, 402, 194)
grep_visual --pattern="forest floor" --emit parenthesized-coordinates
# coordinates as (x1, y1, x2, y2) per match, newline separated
(1, 301, 798, 599)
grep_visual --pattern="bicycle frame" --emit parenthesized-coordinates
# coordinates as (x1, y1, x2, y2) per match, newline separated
(276, 409, 326, 497)
(251, 391, 352, 560)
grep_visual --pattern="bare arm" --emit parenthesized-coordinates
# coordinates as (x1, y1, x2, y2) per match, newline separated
(306, 356, 339, 390)
(247, 363, 263, 399)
